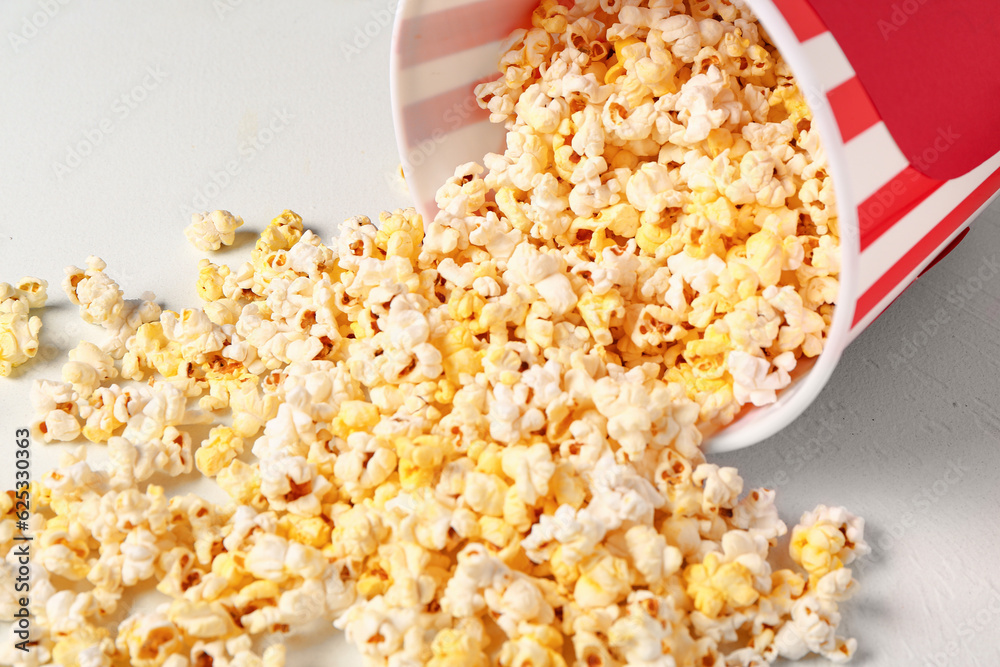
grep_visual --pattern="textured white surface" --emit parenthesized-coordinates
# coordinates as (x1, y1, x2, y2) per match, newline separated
(1, 1, 999, 665)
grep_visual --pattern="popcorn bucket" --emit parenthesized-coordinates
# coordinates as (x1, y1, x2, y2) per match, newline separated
(390, 0, 1000, 452)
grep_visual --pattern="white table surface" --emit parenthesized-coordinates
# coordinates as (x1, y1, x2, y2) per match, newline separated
(2, 2, 999, 665)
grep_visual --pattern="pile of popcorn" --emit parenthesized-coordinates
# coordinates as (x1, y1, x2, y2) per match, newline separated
(1, 1, 868, 666)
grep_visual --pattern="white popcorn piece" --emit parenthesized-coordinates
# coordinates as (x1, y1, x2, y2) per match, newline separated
(185, 210, 245, 252)
(244, 534, 290, 583)
(772, 593, 856, 663)
(259, 454, 331, 516)
(727, 350, 797, 407)
(500, 443, 556, 506)
(0, 284, 44, 377)
(693, 463, 744, 511)
(121, 527, 160, 586)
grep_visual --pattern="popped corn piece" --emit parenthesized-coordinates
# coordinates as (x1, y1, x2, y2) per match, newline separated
(186, 210, 245, 252)
(624, 524, 683, 584)
(727, 350, 796, 407)
(684, 551, 760, 618)
(168, 599, 238, 640)
(574, 554, 632, 608)
(259, 454, 331, 516)
(790, 505, 870, 583)
(772, 591, 858, 663)
(63, 341, 118, 399)
(244, 534, 290, 583)
(692, 463, 743, 512)
(33, 409, 82, 443)
(11, 276, 49, 309)
(197, 259, 231, 302)
(196, 426, 245, 477)
(0, 282, 44, 377)
(732, 488, 788, 542)
(115, 611, 185, 667)
(263, 643, 286, 667)
(500, 443, 555, 505)
(428, 627, 489, 667)
(50, 624, 115, 667)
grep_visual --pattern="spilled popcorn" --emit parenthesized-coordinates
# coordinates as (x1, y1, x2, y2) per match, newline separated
(0, 278, 48, 377)
(185, 211, 246, 253)
(1, 1, 868, 666)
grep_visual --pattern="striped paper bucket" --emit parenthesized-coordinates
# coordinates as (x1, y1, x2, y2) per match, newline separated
(390, 0, 1000, 452)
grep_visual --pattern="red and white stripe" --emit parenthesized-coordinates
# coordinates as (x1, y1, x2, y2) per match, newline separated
(392, 0, 539, 215)
(774, 0, 1000, 334)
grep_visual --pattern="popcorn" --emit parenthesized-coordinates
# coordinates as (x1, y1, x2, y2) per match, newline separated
(115, 611, 185, 667)
(244, 534, 290, 583)
(500, 443, 556, 505)
(726, 350, 796, 407)
(574, 554, 632, 608)
(684, 551, 759, 618)
(790, 505, 870, 583)
(0, 279, 46, 377)
(33, 408, 82, 443)
(186, 210, 246, 251)
(12, 1, 862, 664)
(168, 599, 237, 640)
(692, 463, 743, 513)
(196, 426, 245, 477)
(10, 277, 49, 309)
(772, 592, 857, 663)
(63, 342, 117, 399)
(484, 576, 555, 637)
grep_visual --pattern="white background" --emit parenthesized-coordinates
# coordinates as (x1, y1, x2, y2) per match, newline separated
(1, 1, 999, 665)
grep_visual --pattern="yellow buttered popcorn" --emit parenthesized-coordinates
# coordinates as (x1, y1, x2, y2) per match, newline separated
(196, 426, 245, 477)
(51, 625, 115, 667)
(196, 258, 231, 302)
(576, 291, 624, 347)
(790, 505, 870, 585)
(376, 208, 424, 259)
(428, 628, 489, 667)
(331, 400, 380, 439)
(397, 434, 452, 491)
(684, 552, 760, 618)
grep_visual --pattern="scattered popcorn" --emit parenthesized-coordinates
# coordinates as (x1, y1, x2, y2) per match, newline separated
(185, 210, 246, 252)
(7, 1, 867, 665)
(0, 278, 47, 377)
